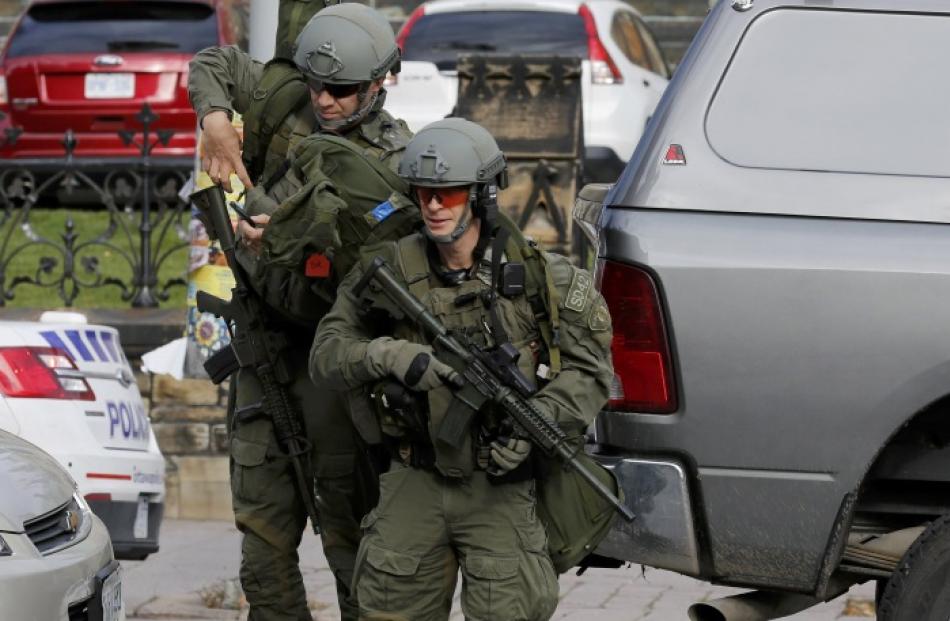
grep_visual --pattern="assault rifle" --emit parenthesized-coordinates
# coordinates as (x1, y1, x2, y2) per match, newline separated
(353, 256, 634, 522)
(190, 185, 321, 534)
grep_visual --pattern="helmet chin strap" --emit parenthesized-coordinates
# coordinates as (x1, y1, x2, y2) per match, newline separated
(316, 84, 378, 132)
(424, 187, 476, 244)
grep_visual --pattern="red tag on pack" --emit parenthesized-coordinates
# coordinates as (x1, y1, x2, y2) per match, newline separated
(305, 252, 331, 278)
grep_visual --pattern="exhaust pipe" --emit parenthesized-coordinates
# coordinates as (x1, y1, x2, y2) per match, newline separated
(688, 591, 825, 621)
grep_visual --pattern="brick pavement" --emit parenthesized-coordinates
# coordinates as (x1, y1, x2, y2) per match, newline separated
(126, 519, 876, 620)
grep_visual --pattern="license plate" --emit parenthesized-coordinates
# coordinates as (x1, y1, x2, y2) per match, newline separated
(100, 566, 122, 621)
(85, 73, 134, 99)
(133, 496, 149, 539)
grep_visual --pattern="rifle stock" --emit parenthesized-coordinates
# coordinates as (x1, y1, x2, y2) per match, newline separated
(352, 256, 634, 522)
(190, 185, 322, 534)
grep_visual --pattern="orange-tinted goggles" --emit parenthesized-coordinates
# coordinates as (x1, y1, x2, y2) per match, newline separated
(416, 186, 470, 209)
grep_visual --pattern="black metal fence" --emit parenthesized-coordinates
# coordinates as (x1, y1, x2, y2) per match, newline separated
(0, 104, 191, 308)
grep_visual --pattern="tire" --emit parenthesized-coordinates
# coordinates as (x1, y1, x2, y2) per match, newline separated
(877, 514, 950, 621)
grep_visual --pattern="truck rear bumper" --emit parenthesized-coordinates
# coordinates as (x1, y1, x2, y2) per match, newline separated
(593, 455, 701, 576)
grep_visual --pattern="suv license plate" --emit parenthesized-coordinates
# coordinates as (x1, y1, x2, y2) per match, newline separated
(100, 566, 122, 621)
(85, 73, 134, 99)
(133, 496, 148, 539)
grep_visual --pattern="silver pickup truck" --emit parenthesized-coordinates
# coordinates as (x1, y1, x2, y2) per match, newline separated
(578, 1, 950, 620)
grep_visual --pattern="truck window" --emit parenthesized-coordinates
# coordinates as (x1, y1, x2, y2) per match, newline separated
(401, 11, 588, 72)
(706, 10, 950, 178)
(5, 1, 219, 58)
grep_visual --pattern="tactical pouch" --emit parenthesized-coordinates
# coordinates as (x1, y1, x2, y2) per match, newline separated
(370, 380, 428, 439)
(536, 448, 623, 574)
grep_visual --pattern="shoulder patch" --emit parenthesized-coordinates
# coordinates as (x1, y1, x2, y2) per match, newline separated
(589, 299, 611, 332)
(368, 200, 396, 224)
(564, 267, 592, 312)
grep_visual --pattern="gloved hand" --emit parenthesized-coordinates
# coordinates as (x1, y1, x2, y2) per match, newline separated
(366, 337, 460, 391)
(488, 437, 532, 475)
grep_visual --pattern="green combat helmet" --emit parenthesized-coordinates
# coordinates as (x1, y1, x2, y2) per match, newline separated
(398, 118, 509, 243)
(293, 3, 401, 131)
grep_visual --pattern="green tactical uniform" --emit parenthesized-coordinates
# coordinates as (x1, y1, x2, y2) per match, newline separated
(188, 5, 417, 620)
(311, 226, 614, 620)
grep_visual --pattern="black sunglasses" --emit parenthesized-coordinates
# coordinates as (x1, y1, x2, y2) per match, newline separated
(306, 78, 362, 99)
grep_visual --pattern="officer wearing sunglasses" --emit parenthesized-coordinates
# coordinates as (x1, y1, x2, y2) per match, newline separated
(187, 4, 420, 621)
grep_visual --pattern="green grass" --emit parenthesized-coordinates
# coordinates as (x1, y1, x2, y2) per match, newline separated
(0, 207, 189, 309)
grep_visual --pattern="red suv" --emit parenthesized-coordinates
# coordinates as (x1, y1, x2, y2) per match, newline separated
(0, 0, 235, 163)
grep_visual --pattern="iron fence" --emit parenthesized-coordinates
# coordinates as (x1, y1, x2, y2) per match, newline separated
(0, 104, 192, 308)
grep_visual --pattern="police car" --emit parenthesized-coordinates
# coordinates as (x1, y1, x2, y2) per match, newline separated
(0, 312, 164, 560)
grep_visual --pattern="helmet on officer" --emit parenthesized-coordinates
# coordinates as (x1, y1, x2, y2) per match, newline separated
(293, 3, 401, 130)
(398, 118, 508, 244)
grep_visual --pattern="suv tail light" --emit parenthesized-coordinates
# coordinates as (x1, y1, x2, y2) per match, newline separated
(0, 74, 7, 105)
(0, 346, 95, 400)
(579, 5, 623, 85)
(396, 4, 426, 52)
(598, 260, 676, 412)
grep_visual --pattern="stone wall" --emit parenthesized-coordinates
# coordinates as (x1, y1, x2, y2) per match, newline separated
(137, 368, 233, 521)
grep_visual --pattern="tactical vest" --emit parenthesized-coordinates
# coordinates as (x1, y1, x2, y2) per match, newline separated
(256, 126, 421, 327)
(383, 213, 564, 371)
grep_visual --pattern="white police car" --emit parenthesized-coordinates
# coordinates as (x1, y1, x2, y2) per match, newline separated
(0, 312, 164, 560)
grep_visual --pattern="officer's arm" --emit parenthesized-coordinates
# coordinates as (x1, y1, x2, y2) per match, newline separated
(527, 257, 614, 435)
(189, 46, 263, 190)
(188, 45, 264, 121)
(310, 266, 378, 389)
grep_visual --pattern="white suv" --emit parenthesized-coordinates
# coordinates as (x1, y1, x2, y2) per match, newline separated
(0, 312, 165, 560)
(386, 0, 670, 182)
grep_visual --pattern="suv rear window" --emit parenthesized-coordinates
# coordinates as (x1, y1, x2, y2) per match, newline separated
(5, 1, 218, 58)
(706, 9, 950, 178)
(402, 11, 588, 71)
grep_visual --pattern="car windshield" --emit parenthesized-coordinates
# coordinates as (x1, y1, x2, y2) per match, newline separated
(402, 11, 588, 71)
(5, 1, 218, 58)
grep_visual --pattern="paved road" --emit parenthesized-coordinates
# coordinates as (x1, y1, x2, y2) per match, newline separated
(124, 519, 876, 620)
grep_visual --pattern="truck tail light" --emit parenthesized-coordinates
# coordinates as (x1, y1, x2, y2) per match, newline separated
(396, 4, 426, 53)
(598, 260, 676, 412)
(0, 346, 95, 401)
(579, 4, 623, 85)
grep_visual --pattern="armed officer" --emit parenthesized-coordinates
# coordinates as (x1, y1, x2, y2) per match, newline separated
(188, 5, 419, 620)
(311, 119, 615, 620)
